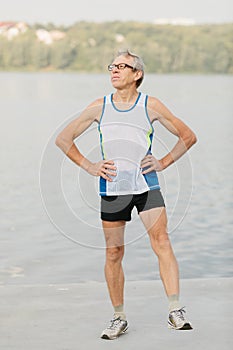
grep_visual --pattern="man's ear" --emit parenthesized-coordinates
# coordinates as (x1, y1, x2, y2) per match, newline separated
(134, 70, 143, 82)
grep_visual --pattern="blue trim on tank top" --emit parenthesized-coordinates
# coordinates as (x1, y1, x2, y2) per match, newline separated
(110, 92, 142, 112)
(143, 171, 160, 190)
(98, 96, 107, 195)
(98, 95, 106, 131)
(98, 96, 106, 159)
(99, 177, 107, 196)
(145, 95, 155, 133)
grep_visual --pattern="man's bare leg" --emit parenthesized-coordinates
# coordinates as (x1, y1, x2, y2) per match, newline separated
(139, 207, 179, 296)
(102, 220, 126, 308)
(101, 220, 129, 339)
(140, 207, 192, 330)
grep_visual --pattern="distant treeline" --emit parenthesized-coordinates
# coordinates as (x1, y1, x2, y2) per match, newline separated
(0, 21, 232, 73)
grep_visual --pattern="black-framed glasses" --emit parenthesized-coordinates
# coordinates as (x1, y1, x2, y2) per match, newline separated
(108, 63, 135, 71)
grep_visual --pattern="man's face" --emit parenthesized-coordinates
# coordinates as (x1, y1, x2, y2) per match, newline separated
(109, 55, 140, 89)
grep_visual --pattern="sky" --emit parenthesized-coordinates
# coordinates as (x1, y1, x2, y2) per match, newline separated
(0, 0, 232, 25)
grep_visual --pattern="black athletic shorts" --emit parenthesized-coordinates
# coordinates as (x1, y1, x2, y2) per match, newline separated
(101, 189, 165, 222)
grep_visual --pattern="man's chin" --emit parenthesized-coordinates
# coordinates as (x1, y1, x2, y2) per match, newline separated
(111, 79, 121, 87)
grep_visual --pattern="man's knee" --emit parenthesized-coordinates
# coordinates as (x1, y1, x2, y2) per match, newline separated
(106, 246, 124, 263)
(150, 231, 172, 255)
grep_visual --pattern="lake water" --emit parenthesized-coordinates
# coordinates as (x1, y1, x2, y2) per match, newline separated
(0, 72, 232, 285)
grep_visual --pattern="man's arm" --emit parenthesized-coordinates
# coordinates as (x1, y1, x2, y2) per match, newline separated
(141, 96, 197, 173)
(55, 98, 116, 181)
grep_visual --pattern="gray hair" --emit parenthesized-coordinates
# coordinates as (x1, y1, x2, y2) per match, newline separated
(115, 49, 145, 87)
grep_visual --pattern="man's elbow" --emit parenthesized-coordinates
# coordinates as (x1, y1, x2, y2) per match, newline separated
(187, 131, 197, 148)
(55, 133, 70, 150)
(191, 131, 197, 146)
(182, 130, 197, 149)
(55, 134, 63, 148)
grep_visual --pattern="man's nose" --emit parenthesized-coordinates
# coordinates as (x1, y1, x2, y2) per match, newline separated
(112, 65, 119, 72)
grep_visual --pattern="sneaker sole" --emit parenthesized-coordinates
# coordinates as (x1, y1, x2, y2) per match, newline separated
(168, 321, 193, 330)
(101, 326, 128, 340)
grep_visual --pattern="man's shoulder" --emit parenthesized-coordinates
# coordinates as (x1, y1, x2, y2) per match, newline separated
(144, 95, 166, 122)
(146, 95, 160, 109)
(82, 97, 105, 123)
(88, 96, 105, 108)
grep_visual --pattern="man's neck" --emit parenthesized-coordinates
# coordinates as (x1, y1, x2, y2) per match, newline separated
(113, 89, 139, 103)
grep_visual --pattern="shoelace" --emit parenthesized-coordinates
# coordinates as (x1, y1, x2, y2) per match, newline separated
(107, 317, 123, 330)
(171, 307, 186, 321)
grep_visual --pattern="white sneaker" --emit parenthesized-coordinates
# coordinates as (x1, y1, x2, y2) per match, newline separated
(101, 316, 128, 340)
(168, 307, 193, 330)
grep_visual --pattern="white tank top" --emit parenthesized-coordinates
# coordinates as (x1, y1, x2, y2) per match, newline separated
(98, 92, 160, 196)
